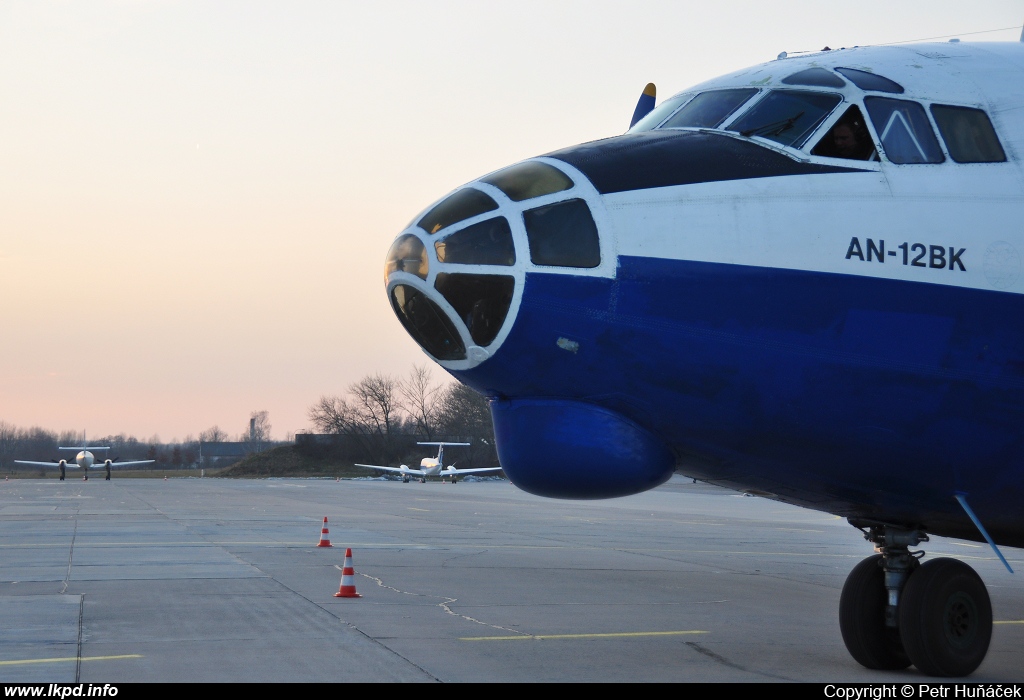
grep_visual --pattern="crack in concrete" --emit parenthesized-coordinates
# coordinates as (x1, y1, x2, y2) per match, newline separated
(348, 567, 527, 637)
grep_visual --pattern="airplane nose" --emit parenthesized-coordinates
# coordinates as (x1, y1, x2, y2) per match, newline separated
(385, 159, 600, 367)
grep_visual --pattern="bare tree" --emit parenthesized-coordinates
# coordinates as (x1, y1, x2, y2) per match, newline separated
(20, 427, 58, 461)
(437, 383, 493, 436)
(0, 422, 21, 470)
(245, 411, 272, 453)
(308, 373, 406, 465)
(399, 365, 445, 440)
(308, 395, 355, 434)
(435, 382, 498, 468)
(58, 429, 82, 446)
(200, 425, 228, 443)
(350, 374, 403, 464)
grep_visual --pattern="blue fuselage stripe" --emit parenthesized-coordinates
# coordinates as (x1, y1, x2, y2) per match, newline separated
(455, 257, 1024, 544)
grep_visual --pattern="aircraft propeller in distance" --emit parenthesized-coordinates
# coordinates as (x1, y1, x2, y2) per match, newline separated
(357, 442, 501, 484)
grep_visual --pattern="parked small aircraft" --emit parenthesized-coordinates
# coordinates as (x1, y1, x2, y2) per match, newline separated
(381, 37, 1024, 676)
(357, 442, 502, 483)
(16, 440, 155, 481)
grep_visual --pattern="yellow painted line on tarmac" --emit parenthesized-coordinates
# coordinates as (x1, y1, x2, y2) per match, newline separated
(994, 620, 1024, 625)
(0, 654, 142, 666)
(407, 508, 430, 512)
(460, 630, 708, 641)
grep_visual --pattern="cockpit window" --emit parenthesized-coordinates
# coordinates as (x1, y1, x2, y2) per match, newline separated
(782, 67, 846, 88)
(481, 161, 573, 201)
(434, 273, 515, 347)
(727, 90, 842, 148)
(864, 97, 944, 164)
(384, 234, 429, 281)
(628, 93, 692, 132)
(390, 285, 466, 361)
(659, 89, 758, 130)
(930, 105, 1006, 163)
(812, 105, 877, 161)
(522, 199, 600, 268)
(835, 68, 904, 94)
(435, 217, 516, 266)
(417, 188, 498, 234)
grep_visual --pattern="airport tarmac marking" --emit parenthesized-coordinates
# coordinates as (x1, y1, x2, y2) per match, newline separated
(0, 655, 142, 666)
(994, 620, 1024, 624)
(460, 630, 709, 641)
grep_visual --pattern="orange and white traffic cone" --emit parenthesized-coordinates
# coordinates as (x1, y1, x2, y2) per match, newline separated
(317, 517, 333, 547)
(333, 548, 361, 598)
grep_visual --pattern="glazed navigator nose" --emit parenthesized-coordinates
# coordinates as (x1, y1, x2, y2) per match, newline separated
(384, 159, 604, 368)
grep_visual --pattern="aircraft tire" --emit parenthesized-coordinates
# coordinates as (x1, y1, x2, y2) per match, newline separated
(839, 554, 911, 670)
(898, 558, 991, 677)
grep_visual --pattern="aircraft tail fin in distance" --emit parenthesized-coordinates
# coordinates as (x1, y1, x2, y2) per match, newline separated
(629, 83, 657, 128)
(417, 441, 472, 463)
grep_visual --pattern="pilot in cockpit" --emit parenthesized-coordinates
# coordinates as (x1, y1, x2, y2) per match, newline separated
(813, 108, 878, 161)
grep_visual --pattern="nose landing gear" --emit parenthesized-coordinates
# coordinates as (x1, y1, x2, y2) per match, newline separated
(840, 523, 992, 677)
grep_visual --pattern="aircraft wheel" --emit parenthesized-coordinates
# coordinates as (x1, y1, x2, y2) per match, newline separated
(899, 558, 991, 677)
(839, 554, 911, 670)
(402, 477, 409, 483)
(420, 478, 426, 483)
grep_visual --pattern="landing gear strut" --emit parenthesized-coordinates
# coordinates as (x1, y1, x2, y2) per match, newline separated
(840, 522, 992, 677)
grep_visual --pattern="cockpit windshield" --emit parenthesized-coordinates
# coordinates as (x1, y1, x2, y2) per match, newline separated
(659, 89, 759, 130)
(727, 90, 842, 148)
(627, 93, 692, 132)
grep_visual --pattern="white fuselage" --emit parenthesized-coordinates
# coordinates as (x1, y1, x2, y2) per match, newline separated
(416, 458, 445, 476)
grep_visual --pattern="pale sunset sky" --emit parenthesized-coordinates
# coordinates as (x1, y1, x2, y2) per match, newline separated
(1, 1, 1021, 441)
